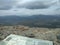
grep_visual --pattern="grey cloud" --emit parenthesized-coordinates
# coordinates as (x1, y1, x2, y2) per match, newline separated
(0, 6, 12, 10)
(17, 1, 52, 9)
(0, 0, 17, 10)
(0, 0, 60, 16)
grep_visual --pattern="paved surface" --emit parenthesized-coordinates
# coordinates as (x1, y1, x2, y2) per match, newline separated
(1, 34, 53, 45)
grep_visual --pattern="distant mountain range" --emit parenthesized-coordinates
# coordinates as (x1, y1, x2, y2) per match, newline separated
(0, 15, 60, 28)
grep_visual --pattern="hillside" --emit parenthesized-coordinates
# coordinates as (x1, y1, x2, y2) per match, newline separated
(0, 15, 60, 28)
(0, 25, 60, 45)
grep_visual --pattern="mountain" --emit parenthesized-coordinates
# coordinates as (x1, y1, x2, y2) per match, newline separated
(0, 15, 60, 28)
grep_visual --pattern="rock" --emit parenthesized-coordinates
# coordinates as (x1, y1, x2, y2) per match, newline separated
(25, 34, 35, 38)
(57, 34, 60, 43)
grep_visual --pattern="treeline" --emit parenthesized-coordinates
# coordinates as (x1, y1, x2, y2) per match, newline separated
(0, 22, 60, 28)
(19, 22, 60, 28)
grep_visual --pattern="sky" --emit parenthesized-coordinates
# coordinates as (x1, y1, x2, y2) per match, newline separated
(0, 0, 60, 16)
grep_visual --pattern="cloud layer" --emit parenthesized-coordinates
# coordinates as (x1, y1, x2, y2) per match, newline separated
(17, 1, 50, 9)
(0, 0, 17, 10)
(0, 0, 60, 16)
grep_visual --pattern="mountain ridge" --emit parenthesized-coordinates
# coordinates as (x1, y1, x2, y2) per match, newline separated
(0, 15, 60, 28)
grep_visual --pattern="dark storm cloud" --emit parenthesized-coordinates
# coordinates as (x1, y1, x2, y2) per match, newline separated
(17, 1, 51, 9)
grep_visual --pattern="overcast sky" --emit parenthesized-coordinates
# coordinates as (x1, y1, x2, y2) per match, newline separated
(0, 0, 60, 16)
